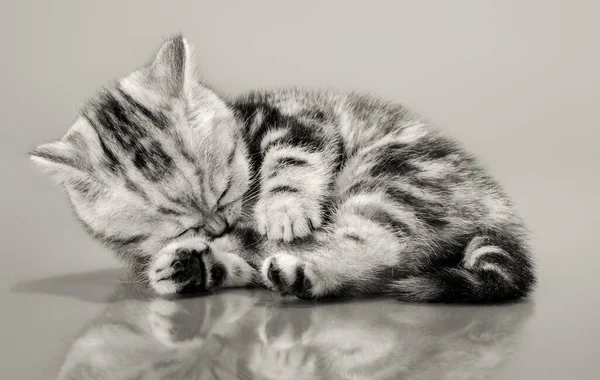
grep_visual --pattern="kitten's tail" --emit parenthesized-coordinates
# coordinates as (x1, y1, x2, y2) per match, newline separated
(388, 239, 536, 303)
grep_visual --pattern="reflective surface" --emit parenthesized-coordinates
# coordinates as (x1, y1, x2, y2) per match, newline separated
(11, 271, 535, 380)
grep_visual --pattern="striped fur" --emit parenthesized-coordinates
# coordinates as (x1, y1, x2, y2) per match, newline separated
(30, 36, 535, 303)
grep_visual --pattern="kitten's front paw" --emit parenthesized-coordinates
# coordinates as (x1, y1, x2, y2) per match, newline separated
(261, 254, 319, 299)
(149, 237, 259, 296)
(255, 195, 322, 242)
(149, 238, 213, 296)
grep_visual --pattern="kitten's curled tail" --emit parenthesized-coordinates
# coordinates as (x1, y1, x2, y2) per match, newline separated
(388, 235, 536, 303)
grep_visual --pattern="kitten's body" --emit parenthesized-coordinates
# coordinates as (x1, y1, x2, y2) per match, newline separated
(31, 36, 535, 303)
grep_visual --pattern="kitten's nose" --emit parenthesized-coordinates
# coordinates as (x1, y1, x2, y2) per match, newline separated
(203, 215, 228, 237)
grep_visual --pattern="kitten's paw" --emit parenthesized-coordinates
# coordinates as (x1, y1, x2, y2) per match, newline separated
(255, 195, 322, 242)
(149, 238, 211, 295)
(261, 254, 317, 299)
(149, 237, 259, 296)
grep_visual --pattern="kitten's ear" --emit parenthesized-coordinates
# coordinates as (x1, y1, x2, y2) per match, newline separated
(146, 35, 194, 97)
(29, 140, 90, 185)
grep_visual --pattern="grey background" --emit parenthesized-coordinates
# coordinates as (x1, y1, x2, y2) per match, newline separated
(1, 1, 598, 379)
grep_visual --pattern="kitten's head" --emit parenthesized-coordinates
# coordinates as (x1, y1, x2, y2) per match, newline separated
(30, 36, 251, 263)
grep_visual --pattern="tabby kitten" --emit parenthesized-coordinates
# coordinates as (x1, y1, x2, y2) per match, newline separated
(30, 36, 535, 303)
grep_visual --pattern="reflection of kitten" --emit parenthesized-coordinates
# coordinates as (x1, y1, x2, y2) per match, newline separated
(31, 35, 535, 302)
(57, 285, 533, 380)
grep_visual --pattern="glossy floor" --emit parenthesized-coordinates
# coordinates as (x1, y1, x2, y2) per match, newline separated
(4, 259, 597, 380)
(7, 271, 535, 380)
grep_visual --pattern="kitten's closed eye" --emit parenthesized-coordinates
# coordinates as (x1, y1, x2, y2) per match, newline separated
(216, 178, 232, 208)
(175, 223, 205, 239)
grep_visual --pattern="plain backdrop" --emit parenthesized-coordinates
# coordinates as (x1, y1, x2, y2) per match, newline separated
(0, 1, 598, 379)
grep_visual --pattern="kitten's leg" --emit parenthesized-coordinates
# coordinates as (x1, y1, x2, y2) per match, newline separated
(389, 234, 535, 303)
(261, 194, 535, 302)
(148, 236, 258, 296)
(261, 191, 411, 298)
(254, 134, 337, 242)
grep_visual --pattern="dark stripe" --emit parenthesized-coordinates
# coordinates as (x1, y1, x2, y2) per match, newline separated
(30, 150, 78, 169)
(352, 205, 411, 237)
(274, 156, 309, 169)
(345, 180, 449, 229)
(166, 194, 205, 214)
(132, 140, 175, 182)
(344, 179, 377, 198)
(380, 138, 459, 163)
(267, 156, 311, 179)
(227, 142, 237, 165)
(319, 194, 337, 227)
(96, 232, 149, 247)
(369, 149, 418, 177)
(71, 178, 102, 201)
(384, 187, 449, 228)
(334, 136, 348, 173)
(409, 177, 452, 196)
(234, 102, 328, 172)
(124, 178, 149, 201)
(157, 206, 185, 216)
(83, 113, 123, 173)
(366, 138, 462, 179)
(87, 91, 175, 181)
(298, 109, 328, 123)
(92, 90, 147, 151)
(269, 185, 299, 195)
(117, 87, 169, 130)
(342, 232, 365, 243)
(174, 133, 196, 163)
(230, 226, 263, 258)
(216, 178, 232, 207)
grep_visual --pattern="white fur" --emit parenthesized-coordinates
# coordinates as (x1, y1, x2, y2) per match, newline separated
(260, 128, 289, 152)
(464, 245, 510, 269)
(212, 250, 257, 288)
(480, 263, 512, 282)
(261, 254, 301, 289)
(255, 194, 321, 242)
(397, 121, 428, 143)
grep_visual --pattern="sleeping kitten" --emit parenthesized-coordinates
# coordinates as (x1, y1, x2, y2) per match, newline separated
(30, 35, 535, 303)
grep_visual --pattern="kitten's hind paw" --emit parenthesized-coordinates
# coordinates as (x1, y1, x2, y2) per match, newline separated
(261, 254, 317, 299)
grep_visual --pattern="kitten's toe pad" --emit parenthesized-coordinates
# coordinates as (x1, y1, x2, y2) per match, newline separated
(261, 254, 316, 299)
(149, 238, 211, 295)
(255, 195, 322, 242)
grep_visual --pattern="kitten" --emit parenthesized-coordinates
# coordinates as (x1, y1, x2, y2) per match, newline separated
(30, 35, 535, 303)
